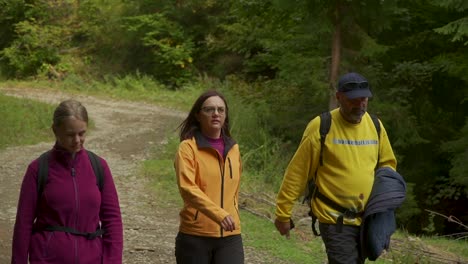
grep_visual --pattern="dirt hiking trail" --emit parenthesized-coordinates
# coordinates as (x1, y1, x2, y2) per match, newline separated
(0, 88, 289, 264)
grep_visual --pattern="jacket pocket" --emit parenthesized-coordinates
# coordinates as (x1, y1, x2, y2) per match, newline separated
(93, 237, 103, 253)
(234, 200, 240, 219)
(89, 237, 104, 263)
(228, 157, 233, 179)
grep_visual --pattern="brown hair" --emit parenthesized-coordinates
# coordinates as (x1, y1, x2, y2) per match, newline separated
(53, 99, 88, 127)
(178, 90, 231, 141)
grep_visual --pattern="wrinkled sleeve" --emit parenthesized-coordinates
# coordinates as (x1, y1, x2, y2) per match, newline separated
(275, 120, 320, 222)
(175, 142, 229, 224)
(99, 159, 123, 264)
(11, 163, 38, 264)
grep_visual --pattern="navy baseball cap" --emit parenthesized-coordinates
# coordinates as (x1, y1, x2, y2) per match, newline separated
(337, 72, 373, 99)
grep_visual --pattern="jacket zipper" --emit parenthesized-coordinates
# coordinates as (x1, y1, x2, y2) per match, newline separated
(74, 238, 78, 263)
(218, 154, 225, 237)
(71, 166, 79, 264)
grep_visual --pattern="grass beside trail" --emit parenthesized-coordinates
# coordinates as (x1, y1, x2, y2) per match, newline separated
(2, 78, 201, 112)
(0, 93, 54, 150)
(241, 211, 325, 263)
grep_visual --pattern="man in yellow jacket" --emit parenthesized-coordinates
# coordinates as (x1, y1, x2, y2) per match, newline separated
(275, 72, 397, 264)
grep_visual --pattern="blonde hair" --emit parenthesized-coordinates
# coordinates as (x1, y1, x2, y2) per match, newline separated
(53, 99, 88, 127)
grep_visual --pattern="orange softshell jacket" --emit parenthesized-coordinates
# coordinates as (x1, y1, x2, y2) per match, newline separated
(175, 131, 242, 237)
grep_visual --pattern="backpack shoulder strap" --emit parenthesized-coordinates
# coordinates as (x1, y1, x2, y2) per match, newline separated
(37, 151, 51, 199)
(369, 113, 381, 167)
(370, 114, 381, 138)
(318, 111, 332, 166)
(307, 111, 332, 236)
(37, 150, 105, 194)
(86, 150, 104, 191)
(303, 111, 331, 204)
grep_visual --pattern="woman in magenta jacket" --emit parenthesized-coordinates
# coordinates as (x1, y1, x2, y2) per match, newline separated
(11, 99, 123, 264)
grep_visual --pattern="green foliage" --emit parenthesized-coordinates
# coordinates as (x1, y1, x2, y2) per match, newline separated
(395, 183, 421, 230)
(1, 20, 63, 77)
(71, 1, 129, 76)
(0, 0, 79, 78)
(221, 75, 328, 143)
(422, 213, 436, 234)
(434, 17, 468, 45)
(430, 0, 468, 11)
(123, 13, 194, 87)
(380, 61, 434, 147)
(433, 52, 468, 83)
(214, 80, 292, 188)
(375, 59, 467, 234)
(431, 0, 468, 44)
(0, 92, 54, 150)
(215, 0, 331, 82)
(0, 0, 27, 49)
(441, 118, 468, 193)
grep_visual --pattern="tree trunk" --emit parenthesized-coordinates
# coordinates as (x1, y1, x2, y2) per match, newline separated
(328, 4, 341, 110)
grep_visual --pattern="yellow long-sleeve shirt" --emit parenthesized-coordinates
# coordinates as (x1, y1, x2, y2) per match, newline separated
(276, 108, 397, 226)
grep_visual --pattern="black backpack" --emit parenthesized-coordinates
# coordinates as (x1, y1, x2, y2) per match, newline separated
(37, 150, 104, 199)
(302, 111, 381, 235)
(36, 149, 106, 239)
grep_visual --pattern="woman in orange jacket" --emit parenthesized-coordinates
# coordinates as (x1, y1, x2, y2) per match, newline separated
(174, 90, 244, 264)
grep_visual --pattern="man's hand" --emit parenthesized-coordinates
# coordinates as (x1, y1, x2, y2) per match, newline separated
(274, 218, 292, 239)
(221, 215, 236, 232)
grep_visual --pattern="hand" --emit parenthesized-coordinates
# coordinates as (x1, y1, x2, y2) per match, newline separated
(274, 218, 291, 239)
(221, 215, 236, 232)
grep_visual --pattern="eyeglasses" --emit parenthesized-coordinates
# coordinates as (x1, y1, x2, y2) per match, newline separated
(340, 82, 369, 92)
(201, 106, 226, 115)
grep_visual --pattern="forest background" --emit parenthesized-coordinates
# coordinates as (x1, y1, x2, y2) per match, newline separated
(0, 0, 467, 240)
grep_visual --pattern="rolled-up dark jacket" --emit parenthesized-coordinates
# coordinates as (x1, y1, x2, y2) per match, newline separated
(360, 167, 406, 261)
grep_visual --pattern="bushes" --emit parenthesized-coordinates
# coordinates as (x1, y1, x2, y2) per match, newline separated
(122, 13, 195, 87)
(1, 20, 63, 77)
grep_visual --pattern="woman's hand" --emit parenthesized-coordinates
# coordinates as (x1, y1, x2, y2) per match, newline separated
(221, 215, 236, 232)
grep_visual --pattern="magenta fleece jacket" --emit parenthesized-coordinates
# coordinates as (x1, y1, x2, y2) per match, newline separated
(11, 144, 123, 264)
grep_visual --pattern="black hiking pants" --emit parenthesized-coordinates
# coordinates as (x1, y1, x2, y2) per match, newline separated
(319, 223, 364, 264)
(175, 232, 244, 264)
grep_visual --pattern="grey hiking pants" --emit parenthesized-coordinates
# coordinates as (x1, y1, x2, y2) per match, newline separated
(319, 223, 364, 264)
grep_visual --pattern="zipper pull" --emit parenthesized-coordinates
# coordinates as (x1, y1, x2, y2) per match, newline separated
(71, 167, 75, 177)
